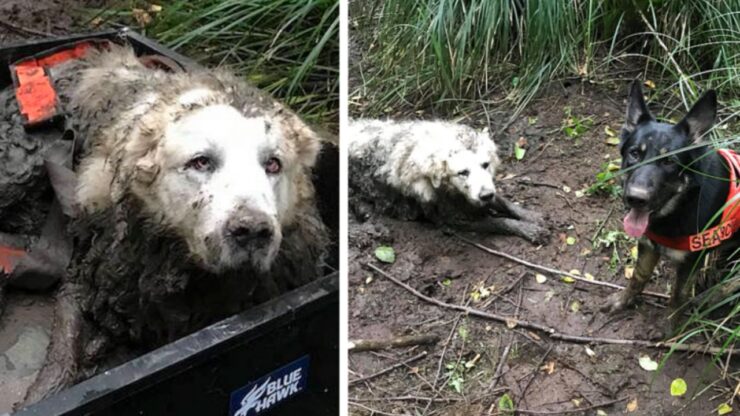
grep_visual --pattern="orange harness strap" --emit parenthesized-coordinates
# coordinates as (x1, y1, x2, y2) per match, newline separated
(11, 41, 98, 127)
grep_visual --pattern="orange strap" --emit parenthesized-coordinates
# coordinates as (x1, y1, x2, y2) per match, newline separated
(645, 149, 740, 252)
(12, 41, 96, 126)
(0, 246, 25, 274)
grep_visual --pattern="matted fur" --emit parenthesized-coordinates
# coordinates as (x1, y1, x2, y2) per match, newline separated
(348, 118, 499, 222)
(21, 45, 329, 401)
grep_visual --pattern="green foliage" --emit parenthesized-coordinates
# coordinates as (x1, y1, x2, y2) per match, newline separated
(353, 0, 740, 123)
(96, 0, 338, 128)
(586, 160, 622, 198)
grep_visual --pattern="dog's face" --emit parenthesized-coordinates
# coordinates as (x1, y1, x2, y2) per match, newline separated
(619, 82, 717, 237)
(438, 146, 497, 206)
(140, 104, 292, 272)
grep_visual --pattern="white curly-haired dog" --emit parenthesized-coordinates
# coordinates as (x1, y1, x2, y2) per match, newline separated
(349, 118, 547, 242)
(14, 44, 330, 403)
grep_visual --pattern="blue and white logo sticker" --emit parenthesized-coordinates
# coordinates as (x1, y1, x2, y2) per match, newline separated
(229, 355, 310, 416)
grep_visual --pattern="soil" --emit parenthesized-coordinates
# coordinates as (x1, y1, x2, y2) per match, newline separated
(348, 83, 738, 415)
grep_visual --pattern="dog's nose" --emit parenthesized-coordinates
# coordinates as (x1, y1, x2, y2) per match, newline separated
(227, 219, 274, 248)
(625, 187, 650, 209)
(479, 191, 495, 202)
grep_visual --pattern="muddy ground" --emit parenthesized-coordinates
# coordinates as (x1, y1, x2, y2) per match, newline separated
(348, 83, 738, 415)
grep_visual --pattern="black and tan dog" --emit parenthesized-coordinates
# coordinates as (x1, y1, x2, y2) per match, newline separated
(602, 82, 740, 326)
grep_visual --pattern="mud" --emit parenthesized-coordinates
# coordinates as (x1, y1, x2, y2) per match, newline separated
(348, 84, 737, 415)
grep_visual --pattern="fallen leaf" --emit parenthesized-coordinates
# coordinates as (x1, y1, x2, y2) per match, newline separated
(499, 393, 515, 414)
(644, 80, 656, 89)
(149, 3, 163, 12)
(572, 398, 582, 407)
(607, 161, 621, 171)
(604, 126, 617, 137)
(514, 142, 526, 160)
(540, 361, 556, 374)
(566, 236, 576, 245)
(584, 273, 595, 281)
(569, 269, 581, 275)
(563, 185, 572, 193)
(506, 318, 518, 329)
(606, 136, 621, 146)
(585, 346, 596, 357)
(365, 275, 373, 284)
(671, 378, 687, 396)
(717, 403, 733, 415)
(535, 273, 548, 284)
(465, 353, 481, 369)
(131, 8, 152, 26)
(597, 410, 608, 416)
(575, 190, 585, 198)
(570, 300, 581, 313)
(630, 245, 638, 260)
(374, 246, 396, 263)
(624, 266, 634, 279)
(626, 398, 638, 412)
(561, 276, 576, 284)
(638, 355, 659, 371)
(442, 278, 452, 286)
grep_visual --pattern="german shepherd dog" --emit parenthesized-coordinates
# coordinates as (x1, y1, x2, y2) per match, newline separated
(601, 82, 740, 328)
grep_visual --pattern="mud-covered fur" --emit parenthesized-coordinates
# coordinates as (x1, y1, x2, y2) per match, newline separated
(22, 45, 329, 402)
(348, 119, 548, 243)
(602, 82, 740, 329)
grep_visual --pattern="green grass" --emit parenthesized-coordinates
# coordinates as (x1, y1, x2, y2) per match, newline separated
(352, 0, 740, 127)
(92, 0, 338, 130)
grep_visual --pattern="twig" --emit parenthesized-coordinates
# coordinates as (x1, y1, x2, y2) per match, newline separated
(487, 335, 512, 393)
(519, 344, 554, 406)
(452, 232, 670, 300)
(349, 351, 428, 386)
(0, 17, 55, 37)
(350, 395, 460, 403)
(349, 334, 440, 352)
(591, 205, 615, 243)
(349, 401, 405, 416)
(367, 263, 740, 356)
(513, 397, 628, 414)
(515, 179, 560, 189)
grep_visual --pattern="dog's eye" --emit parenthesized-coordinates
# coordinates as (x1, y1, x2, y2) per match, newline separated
(481, 162, 490, 169)
(628, 148, 641, 160)
(458, 169, 470, 177)
(186, 155, 213, 172)
(265, 157, 282, 175)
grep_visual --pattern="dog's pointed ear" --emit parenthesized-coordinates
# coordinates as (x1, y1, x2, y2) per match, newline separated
(675, 90, 717, 143)
(623, 81, 653, 134)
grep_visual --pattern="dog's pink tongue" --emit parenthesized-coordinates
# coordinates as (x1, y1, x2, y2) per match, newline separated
(624, 209, 650, 238)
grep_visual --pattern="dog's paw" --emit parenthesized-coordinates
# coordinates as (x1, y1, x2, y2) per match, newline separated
(522, 223, 550, 245)
(600, 291, 634, 314)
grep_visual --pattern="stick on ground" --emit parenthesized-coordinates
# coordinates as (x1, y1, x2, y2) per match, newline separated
(452, 232, 670, 300)
(367, 263, 739, 356)
(349, 334, 440, 352)
(349, 351, 428, 386)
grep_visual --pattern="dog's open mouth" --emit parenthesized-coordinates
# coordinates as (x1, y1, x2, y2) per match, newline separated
(623, 209, 651, 238)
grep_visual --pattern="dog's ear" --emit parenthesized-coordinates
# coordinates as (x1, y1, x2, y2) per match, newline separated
(431, 160, 447, 188)
(675, 90, 717, 143)
(623, 81, 654, 134)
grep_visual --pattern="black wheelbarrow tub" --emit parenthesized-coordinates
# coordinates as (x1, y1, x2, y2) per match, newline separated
(0, 28, 339, 416)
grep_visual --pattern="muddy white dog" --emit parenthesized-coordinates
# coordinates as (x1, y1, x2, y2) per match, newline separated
(349, 118, 547, 242)
(21, 45, 330, 402)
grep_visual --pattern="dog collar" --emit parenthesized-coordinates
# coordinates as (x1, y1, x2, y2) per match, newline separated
(644, 149, 740, 252)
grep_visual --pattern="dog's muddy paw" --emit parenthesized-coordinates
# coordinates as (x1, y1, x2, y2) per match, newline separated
(520, 223, 550, 245)
(600, 292, 633, 314)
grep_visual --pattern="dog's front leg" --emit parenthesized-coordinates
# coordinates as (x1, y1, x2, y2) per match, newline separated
(490, 195, 544, 224)
(602, 238, 659, 313)
(20, 284, 83, 407)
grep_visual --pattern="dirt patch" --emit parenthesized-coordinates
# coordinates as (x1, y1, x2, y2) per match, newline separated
(348, 83, 736, 415)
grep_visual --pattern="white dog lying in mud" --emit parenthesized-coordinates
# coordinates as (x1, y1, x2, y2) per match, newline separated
(348, 119, 547, 243)
(5, 45, 330, 403)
